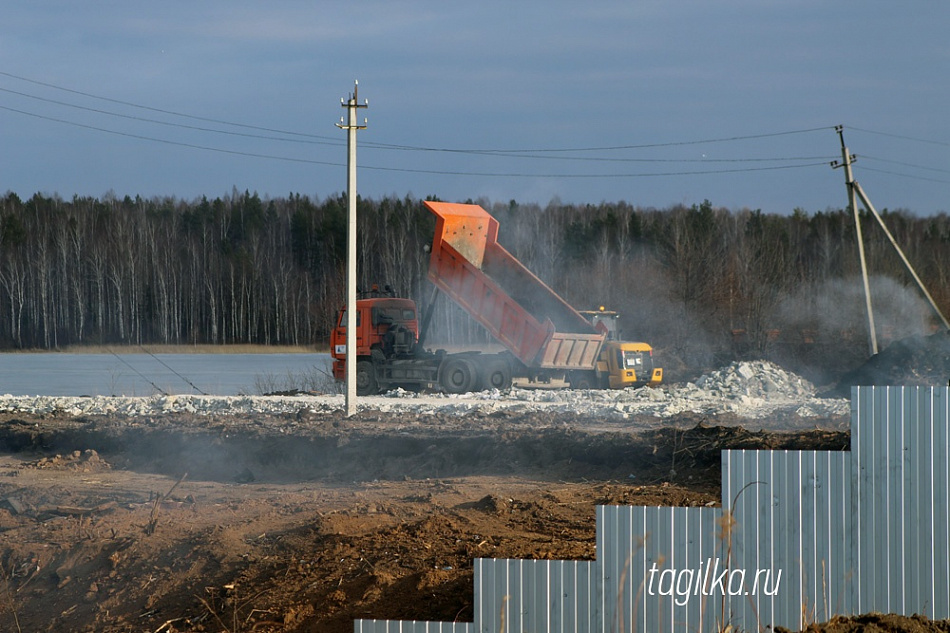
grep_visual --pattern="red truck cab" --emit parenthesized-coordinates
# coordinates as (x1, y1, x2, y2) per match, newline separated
(330, 297, 419, 381)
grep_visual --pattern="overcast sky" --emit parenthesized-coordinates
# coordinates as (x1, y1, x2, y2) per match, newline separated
(2, 2, 948, 215)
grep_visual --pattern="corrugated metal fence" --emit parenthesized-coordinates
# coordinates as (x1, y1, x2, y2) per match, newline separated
(354, 621, 472, 633)
(598, 506, 723, 632)
(355, 386, 950, 632)
(474, 559, 597, 633)
(851, 386, 950, 617)
(721, 449, 854, 629)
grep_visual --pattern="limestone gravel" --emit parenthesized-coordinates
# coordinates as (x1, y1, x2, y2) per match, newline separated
(0, 360, 849, 424)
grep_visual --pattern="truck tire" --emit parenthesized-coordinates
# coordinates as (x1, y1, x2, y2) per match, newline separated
(441, 357, 477, 394)
(356, 360, 378, 396)
(479, 359, 512, 391)
(568, 370, 596, 390)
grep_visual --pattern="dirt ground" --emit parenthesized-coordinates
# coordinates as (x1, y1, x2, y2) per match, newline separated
(0, 407, 944, 633)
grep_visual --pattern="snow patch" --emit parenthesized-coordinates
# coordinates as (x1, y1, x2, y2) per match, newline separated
(0, 360, 849, 423)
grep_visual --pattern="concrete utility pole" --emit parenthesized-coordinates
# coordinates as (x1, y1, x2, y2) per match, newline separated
(851, 179, 950, 333)
(336, 81, 367, 417)
(832, 125, 950, 357)
(832, 125, 878, 356)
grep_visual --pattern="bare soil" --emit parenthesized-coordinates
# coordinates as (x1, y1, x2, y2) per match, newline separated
(0, 407, 942, 632)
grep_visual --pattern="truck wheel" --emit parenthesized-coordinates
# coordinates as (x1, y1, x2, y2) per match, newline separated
(356, 360, 378, 396)
(480, 359, 512, 391)
(569, 371, 596, 390)
(441, 357, 477, 394)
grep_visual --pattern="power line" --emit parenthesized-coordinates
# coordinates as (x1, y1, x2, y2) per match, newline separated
(105, 348, 168, 396)
(0, 69, 337, 141)
(848, 125, 950, 149)
(1, 85, 835, 164)
(0, 71, 877, 182)
(368, 126, 836, 154)
(0, 104, 342, 167)
(357, 160, 832, 179)
(0, 102, 835, 179)
(840, 127, 950, 186)
(0, 86, 341, 147)
(139, 346, 208, 395)
(859, 154, 950, 175)
(365, 143, 836, 164)
(3, 70, 832, 157)
(856, 165, 950, 185)
(4, 71, 947, 187)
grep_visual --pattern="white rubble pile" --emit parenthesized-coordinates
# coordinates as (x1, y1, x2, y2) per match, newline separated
(693, 360, 816, 398)
(458, 360, 847, 419)
(0, 360, 849, 422)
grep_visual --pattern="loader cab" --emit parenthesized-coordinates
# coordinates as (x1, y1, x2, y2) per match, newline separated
(579, 308, 621, 341)
(580, 307, 664, 388)
(601, 340, 661, 388)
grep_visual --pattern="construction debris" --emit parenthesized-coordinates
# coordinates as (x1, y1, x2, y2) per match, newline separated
(0, 360, 849, 424)
(822, 331, 950, 397)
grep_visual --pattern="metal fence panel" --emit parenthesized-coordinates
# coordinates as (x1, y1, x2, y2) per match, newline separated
(722, 449, 854, 631)
(357, 386, 950, 633)
(473, 558, 598, 633)
(852, 386, 950, 618)
(354, 620, 473, 633)
(597, 505, 723, 633)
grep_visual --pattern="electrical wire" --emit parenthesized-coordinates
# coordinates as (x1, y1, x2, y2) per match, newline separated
(138, 346, 208, 395)
(367, 126, 836, 154)
(3, 70, 832, 159)
(0, 86, 340, 147)
(1, 85, 835, 164)
(859, 155, 950, 175)
(0, 101, 834, 178)
(364, 146, 837, 164)
(105, 348, 168, 396)
(840, 126, 950, 188)
(360, 161, 832, 179)
(0, 70, 337, 141)
(855, 165, 950, 185)
(0, 104, 342, 167)
(5, 72, 947, 188)
(4, 71, 925, 184)
(848, 125, 950, 149)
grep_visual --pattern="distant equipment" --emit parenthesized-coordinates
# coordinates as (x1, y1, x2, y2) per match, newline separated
(330, 202, 662, 395)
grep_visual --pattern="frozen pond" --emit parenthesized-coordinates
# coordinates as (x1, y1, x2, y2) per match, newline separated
(0, 353, 333, 396)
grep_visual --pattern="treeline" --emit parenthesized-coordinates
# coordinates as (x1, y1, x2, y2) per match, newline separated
(1, 190, 948, 381)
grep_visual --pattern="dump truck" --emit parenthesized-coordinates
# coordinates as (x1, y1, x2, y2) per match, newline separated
(330, 201, 662, 395)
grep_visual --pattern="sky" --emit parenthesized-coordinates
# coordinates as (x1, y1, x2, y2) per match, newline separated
(2, 2, 949, 215)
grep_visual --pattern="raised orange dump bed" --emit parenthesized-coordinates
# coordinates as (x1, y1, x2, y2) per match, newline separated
(424, 201, 604, 370)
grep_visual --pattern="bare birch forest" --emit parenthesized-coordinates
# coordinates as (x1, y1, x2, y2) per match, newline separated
(1, 190, 947, 380)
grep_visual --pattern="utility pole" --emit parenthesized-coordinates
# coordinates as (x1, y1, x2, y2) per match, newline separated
(832, 125, 878, 356)
(337, 81, 367, 417)
(851, 179, 950, 332)
(832, 125, 950, 357)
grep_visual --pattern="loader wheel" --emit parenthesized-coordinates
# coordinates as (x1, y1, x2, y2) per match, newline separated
(569, 371, 596, 390)
(441, 357, 477, 394)
(480, 359, 512, 391)
(356, 360, 378, 396)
